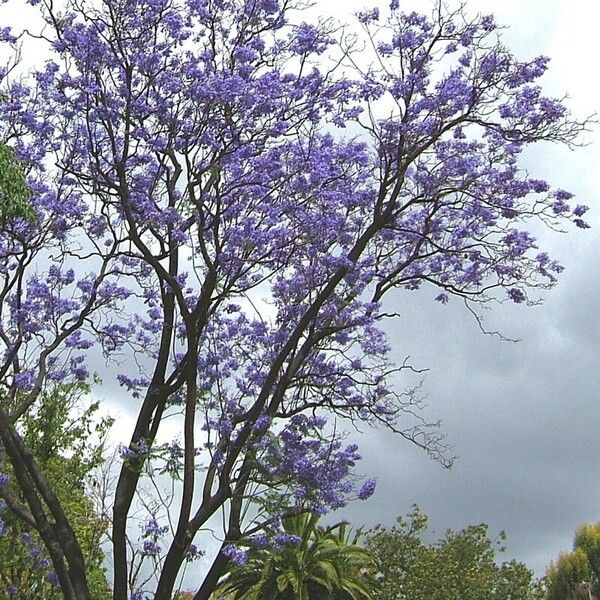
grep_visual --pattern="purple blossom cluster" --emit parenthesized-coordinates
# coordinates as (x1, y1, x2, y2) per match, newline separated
(357, 478, 377, 501)
(141, 540, 161, 557)
(15, 532, 53, 575)
(0, 499, 58, 587)
(143, 518, 169, 538)
(119, 438, 151, 460)
(254, 414, 377, 513)
(159, 440, 184, 476)
(185, 544, 205, 561)
(136, 516, 172, 562)
(0, 497, 6, 541)
(222, 543, 250, 566)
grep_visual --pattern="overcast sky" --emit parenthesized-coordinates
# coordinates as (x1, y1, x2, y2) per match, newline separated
(318, 0, 600, 576)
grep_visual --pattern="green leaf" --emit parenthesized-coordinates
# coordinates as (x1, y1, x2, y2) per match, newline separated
(0, 142, 35, 223)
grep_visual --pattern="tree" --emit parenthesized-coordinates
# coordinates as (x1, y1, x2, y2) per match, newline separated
(546, 522, 600, 600)
(1, 72, 34, 224)
(214, 512, 375, 600)
(0, 0, 589, 598)
(0, 141, 33, 223)
(365, 505, 544, 600)
(0, 383, 112, 598)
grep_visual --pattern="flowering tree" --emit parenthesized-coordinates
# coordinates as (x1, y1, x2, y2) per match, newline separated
(0, 0, 590, 598)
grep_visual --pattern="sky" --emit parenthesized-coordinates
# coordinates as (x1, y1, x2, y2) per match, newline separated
(1, 0, 599, 583)
(317, 0, 600, 576)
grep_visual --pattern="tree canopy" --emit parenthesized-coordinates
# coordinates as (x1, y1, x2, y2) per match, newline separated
(0, 141, 33, 223)
(0, 383, 111, 598)
(365, 505, 544, 600)
(546, 521, 600, 600)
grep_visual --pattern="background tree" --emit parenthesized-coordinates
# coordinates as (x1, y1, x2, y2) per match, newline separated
(366, 505, 544, 600)
(1, 73, 33, 223)
(0, 382, 112, 599)
(215, 512, 375, 600)
(0, 0, 589, 598)
(0, 141, 33, 224)
(546, 522, 600, 600)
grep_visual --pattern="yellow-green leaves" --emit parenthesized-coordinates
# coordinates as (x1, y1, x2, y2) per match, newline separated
(546, 521, 600, 600)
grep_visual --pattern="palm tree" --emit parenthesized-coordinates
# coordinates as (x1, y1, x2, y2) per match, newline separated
(214, 513, 375, 600)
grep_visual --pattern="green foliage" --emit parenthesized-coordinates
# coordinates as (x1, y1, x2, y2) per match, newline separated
(0, 383, 112, 599)
(546, 521, 600, 600)
(215, 512, 375, 600)
(365, 505, 543, 600)
(574, 523, 600, 585)
(546, 550, 592, 600)
(0, 141, 34, 223)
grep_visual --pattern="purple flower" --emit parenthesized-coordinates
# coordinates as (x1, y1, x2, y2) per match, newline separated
(357, 478, 377, 500)
(357, 8, 379, 24)
(0, 26, 18, 43)
(274, 532, 301, 546)
(33, 557, 50, 570)
(253, 414, 271, 431)
(161, 440, 184, 474)
(141, 540, 161, 557)
(507, 288, 526, 303)
(119, 439, 150, 459)
(222, 544, 249, 565)
(249, 533, 271, 548)
(143, 518, 169, 538)
(185, 544, 205, 560)
(574, 218, 591, 229)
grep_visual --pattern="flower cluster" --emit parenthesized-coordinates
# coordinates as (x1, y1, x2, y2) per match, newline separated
(256, 415, 377, 513)
(119, 438, 151, 460)
(222, 543, 249, 566)
(139, 517, 170, 558)
(16, 532, 54, 573)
